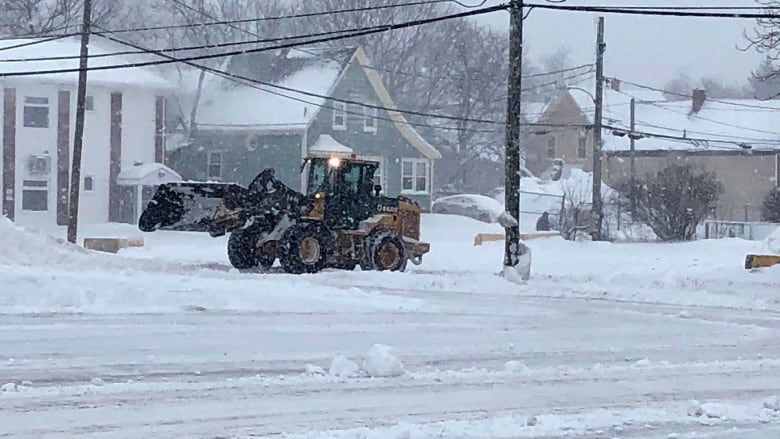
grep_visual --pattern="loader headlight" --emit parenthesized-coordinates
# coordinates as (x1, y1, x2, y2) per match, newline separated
(314, 192, 323, 199)
(328, 156, 341, 168)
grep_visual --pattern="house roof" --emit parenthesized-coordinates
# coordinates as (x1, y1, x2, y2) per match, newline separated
(196, 47, 355, 131)
(309, 134, 354, 155)
(194, 46, 441, 160)
(117, 162, 182, 186)
(603, 97, 780, 152)
(561, 86, 780, 152)
(0, 36, 172, 89)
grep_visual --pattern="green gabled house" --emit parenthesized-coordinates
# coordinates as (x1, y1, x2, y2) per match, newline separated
(167, 46, 441, 210)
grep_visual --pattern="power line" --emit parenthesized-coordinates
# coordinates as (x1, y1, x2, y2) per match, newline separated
(0, 34, 78, 53)
(603, 123, 774, 151)
(0, 3, 509, 78)
(94, 28, 504, 135)
(525, 3, 780, 19)
(610, 77, 780, 111)
(0, 25, 392, 63)
(606, 86, 780, 144)
(98, 0, 456, 35)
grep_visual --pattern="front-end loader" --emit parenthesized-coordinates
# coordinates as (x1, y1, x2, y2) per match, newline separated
(138, 153, 430, 274)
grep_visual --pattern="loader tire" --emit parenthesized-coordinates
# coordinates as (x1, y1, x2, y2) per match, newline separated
(278, 222, 333, 274)
(361, 230, 407, 272)
(227, 228, 274, 270)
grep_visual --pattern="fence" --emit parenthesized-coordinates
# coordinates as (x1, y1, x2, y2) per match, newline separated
(703, 220, 778, 241)
(518, 190, 565, 232)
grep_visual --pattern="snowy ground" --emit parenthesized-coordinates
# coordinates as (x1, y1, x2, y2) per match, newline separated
(1, 215, 779, 438)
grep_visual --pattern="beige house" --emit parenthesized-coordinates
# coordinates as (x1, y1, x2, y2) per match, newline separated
(531, 85, 780, 222)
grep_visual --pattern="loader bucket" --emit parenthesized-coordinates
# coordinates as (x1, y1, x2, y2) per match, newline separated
(138, 182, 243, 232)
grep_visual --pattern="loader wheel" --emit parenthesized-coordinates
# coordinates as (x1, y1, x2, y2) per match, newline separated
(362, 230, 407, 272)
(278, 222, 333, 274)
(227, 228, 275, 270)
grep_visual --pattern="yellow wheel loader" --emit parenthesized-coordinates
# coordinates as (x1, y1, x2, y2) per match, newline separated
(138, 153, 430, 274)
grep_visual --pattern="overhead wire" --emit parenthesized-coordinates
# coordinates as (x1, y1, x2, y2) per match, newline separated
(0, 3, 510, 79)
(524, 3, 780, 19)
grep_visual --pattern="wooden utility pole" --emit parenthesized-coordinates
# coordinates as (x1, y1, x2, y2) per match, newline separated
(591, 16, 605, 241)
(67, 0, 91, 244)
(629, 97, 636, 179)
(504, 0, 523, 268)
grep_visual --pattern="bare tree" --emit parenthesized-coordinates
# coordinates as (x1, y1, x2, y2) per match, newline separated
(0, 0, 120, 36)
(743, 0, 780, 96)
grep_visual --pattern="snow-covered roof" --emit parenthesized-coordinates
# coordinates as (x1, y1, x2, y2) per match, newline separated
(118, 162, 182, 186)
(522, 102, 550, 124)
(195, 47, 355, 130)
(603, 97, 780, 152)
(309, 134, 354, 154)
(561, 85, 780, 152)
(0, 36, 173, 89)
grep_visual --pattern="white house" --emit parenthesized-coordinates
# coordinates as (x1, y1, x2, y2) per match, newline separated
(0, 35, 175, 228)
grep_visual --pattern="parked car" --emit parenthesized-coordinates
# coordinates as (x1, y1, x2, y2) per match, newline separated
(431, 194, 505, 223)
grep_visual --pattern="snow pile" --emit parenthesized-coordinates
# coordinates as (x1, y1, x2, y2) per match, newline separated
(686, 399, 704, 417)
(362, 344, 405, 378)
(0, 216, 92, 266)
(304, 364, 327, 376)
(765, 396, 779, 412)
(329, 355, 360, 378)
(761, 226, 780, 254)
(503, 360, 531, 374)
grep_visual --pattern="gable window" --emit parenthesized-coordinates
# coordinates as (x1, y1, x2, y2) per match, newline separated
(401, 159, 429, 193)
(363, 106, 377, 133)
(546, 137, 556, 159)
(23, 97, 49, 128)
(85, 95, 95, 112)
(577, 136, 587, 159)
(332, 101, 347, 130)
(547, 137, 555, 159)
(22, 180, 48, 211)
(207, 151, 223, 180)
(84, 176, 94, 192)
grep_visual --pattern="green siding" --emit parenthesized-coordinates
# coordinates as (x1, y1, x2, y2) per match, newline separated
(168, 57, 436, 210)
(306, 59, 433, 209)
(169, 132, 303, 189)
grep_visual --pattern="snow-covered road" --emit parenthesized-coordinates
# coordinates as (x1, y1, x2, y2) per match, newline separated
(1, 215, 779, 438)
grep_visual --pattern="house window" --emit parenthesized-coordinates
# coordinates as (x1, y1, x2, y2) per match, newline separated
(84, 176, 94, 192)
(207, 151, 222, 179)
(577, 137, 587, 159)
(332, 101, 347, 130)
(363, 106, 377, 133)
(23, 97, 49, 128)
(546, 137, 556, 159)
(22, 180, 48, 211)
(85, 96, 95, 112)
(364, 157, 385, 190)
(401, 159, 429, 193)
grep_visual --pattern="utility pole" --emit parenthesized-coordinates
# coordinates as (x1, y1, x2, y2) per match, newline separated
(503, 0, 524, 270)
(629, 97, 636, 180)
(67, 0, 91, 244)
(591, 16, 605, 241)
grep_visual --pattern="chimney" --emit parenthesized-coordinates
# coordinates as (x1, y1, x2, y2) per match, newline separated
(610, 78, 621, 92)
(691, 88, 706, 114)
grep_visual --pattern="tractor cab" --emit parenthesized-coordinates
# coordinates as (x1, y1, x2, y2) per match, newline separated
(303, 154, 380, 229)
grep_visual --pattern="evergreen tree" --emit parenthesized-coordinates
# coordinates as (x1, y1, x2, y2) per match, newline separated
(749, 57, 780, 100)
(762, 187, 780, 222)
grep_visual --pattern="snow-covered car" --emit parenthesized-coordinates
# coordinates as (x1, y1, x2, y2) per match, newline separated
(431, 194, 504, 223)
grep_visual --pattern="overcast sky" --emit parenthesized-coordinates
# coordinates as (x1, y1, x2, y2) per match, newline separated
(472, 0, 767, 88)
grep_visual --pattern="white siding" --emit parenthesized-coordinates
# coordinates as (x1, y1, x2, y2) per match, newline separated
(0, 80, 161, 228)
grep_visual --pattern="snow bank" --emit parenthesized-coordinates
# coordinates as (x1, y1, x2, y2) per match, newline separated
(363, 344, 405, 378)
(329, 355, 360, 378)
(0, 218, 422, 315)
(761, 226, 780, 254)
(0, 216, 93, 266)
